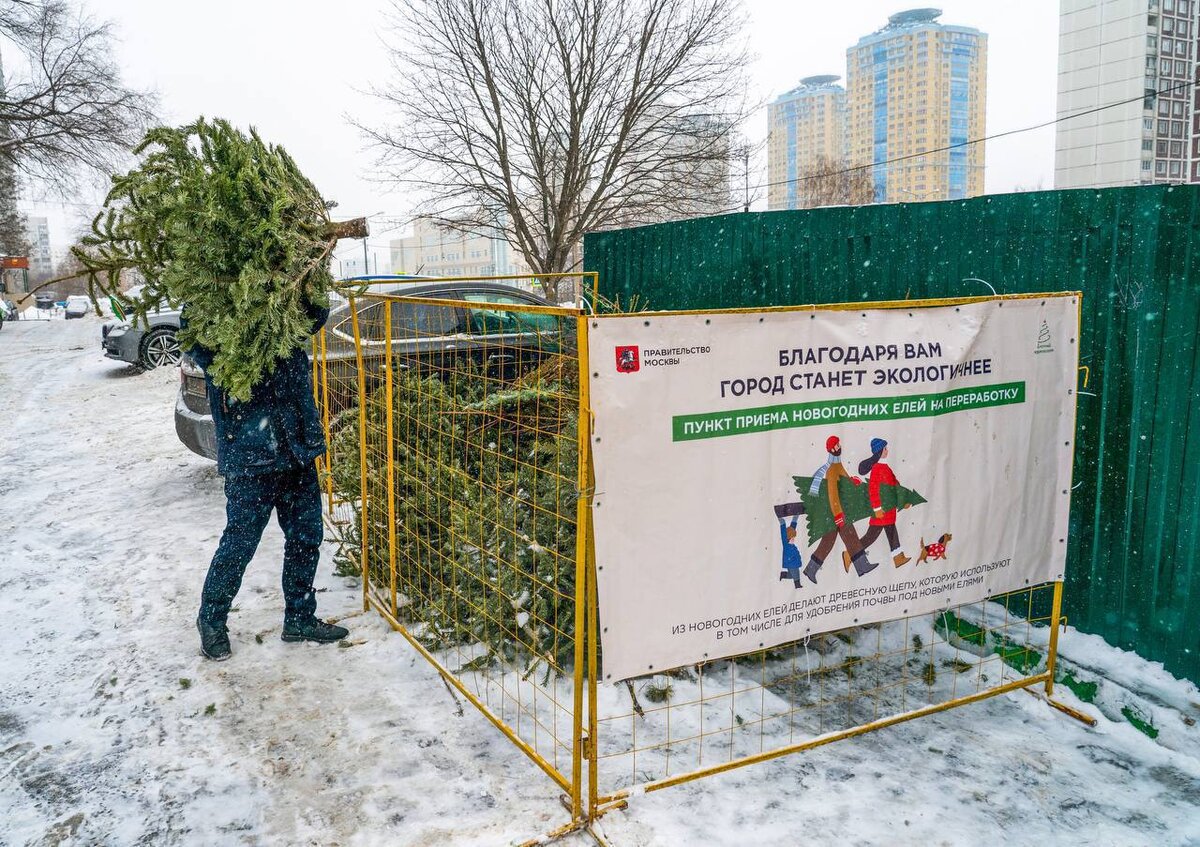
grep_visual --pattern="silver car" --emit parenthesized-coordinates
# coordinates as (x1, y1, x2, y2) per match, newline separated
(101, 288, 182, 369)
(64, 295, 91, 319)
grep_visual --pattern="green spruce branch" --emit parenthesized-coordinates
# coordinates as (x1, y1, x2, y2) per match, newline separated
(30, 118, 368, 400)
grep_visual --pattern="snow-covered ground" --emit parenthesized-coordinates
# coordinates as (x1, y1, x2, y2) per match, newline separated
(1, 318, 1198, 847)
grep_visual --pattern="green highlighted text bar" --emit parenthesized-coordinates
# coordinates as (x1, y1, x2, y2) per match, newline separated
(672, 382, 1026, 442)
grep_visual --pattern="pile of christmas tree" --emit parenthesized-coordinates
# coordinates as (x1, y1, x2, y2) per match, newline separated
(61, 117, 366, 400)
(331, 357, 580, 679)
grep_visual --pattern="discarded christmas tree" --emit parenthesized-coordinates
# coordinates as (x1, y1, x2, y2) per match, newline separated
(331, 355, 580, 676)
(793, 475, 927, 545)
(38, 117, 366, 400)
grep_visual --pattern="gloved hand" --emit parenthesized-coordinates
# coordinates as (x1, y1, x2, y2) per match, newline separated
(834, 512, 845, 528)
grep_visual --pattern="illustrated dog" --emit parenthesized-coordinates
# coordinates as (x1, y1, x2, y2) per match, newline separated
(917, 533, 953, 564)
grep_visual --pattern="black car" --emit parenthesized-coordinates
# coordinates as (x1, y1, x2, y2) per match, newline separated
(175, 279, 564, 461)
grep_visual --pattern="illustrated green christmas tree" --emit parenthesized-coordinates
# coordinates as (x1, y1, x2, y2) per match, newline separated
(793, 475, 927, 545)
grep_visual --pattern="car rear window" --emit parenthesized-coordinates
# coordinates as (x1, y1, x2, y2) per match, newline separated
(339, 300, 462, 342)
(462, 292, 559, 334)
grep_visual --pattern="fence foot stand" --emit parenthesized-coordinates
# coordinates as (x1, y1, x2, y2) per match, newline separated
(1022, 686, 1097, 727)
(328, 609, 369, 625)
(516, 817, 589, 847)
(583, 820, 613, 847)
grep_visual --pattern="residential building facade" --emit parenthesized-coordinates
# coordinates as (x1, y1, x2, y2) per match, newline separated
(25, 216, 51, 278)
(1056, 0, 1198, 188)
(389, 218, 532, 279)
(660, 113, 733, 220)
(846, 8, 988, 203)
(767, 75, 848, 210)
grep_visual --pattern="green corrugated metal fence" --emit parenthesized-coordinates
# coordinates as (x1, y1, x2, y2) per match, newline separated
(584, 184, 1200, 684)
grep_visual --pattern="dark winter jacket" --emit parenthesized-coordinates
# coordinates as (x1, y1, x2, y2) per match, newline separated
(185, 301, 329, 477)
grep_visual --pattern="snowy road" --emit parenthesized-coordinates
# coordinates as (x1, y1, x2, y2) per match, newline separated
(1, 318, 1199, 846)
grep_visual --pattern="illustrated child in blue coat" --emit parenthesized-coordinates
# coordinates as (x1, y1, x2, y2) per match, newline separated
(779, 517, 804, 589)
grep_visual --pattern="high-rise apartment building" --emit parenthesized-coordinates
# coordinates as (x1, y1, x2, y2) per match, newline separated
(25, 216, 51, 277)
(846, 9, 988, 202)
(662, 114, 733, 220)
(1056, 0, 1197, 188)
(767, 75, 848, 210)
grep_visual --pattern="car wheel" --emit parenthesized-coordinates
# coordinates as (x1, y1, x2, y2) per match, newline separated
(139, 327, 181, 369)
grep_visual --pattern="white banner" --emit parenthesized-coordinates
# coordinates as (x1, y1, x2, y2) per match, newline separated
(586, 296, 1079, 682)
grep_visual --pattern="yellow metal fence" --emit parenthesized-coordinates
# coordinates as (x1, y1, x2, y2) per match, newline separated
(317, 280, 1088, 839)
(318, 275, 591, 821)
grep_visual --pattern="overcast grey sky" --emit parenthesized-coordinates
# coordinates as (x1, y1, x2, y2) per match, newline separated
(23, 0, 1060, 268)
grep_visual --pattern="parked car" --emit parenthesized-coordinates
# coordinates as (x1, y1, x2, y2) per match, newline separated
(34, 291, 57, 311)
(101, 286, 182, 369)
(176, 278, 561, 461)
(64, 295, 91, 319)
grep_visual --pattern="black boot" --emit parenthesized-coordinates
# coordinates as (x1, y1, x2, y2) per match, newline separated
(779, 570, 789, 581)
(281, 616, 349, 644)
(197, 616, 231, 661)
(803, 556, 822, 585)
(851, 551, 878, 577)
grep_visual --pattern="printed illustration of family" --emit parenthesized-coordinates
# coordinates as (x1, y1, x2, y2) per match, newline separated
(775, 435, 928, 589)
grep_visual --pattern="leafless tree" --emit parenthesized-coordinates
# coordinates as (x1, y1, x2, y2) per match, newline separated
(0, 0, 157, 191)
(796, 156, 875, 209)
(364, 0, 751, 300)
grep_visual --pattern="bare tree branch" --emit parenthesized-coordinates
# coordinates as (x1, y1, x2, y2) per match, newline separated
(0, 0, 158, 192)
(795, 155, 874, 209)
(359, 0, 751, 300)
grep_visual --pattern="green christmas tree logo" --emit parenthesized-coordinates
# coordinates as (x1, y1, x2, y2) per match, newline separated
(1034, 319, 1054, 354)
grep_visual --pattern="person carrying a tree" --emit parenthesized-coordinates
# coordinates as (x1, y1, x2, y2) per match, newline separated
(189, 299, 349, 661)
(801, 435, 878, 583)
(24, 119, 372, 662)
(856, 438, 912, 569)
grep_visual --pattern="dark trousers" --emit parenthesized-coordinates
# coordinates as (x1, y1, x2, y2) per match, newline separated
(812, 523, 866, 562)
(861, 524, 900, 550)
(199, 463, 323, 626)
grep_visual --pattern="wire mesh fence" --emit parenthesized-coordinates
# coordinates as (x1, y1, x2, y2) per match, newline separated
(313, 324, 358, 530)
(318, 279, 1077, 833)
(324, 277, 591, 806)
(592, 583, 1060, 802)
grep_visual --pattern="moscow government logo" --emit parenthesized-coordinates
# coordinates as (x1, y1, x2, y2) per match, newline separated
(615, 345, 640, 373)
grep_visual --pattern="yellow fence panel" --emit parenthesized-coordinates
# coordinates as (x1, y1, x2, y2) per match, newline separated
(327, 275, 593, 827)
(591, 582, 1068, 807)
(321, 281, 1089, 839)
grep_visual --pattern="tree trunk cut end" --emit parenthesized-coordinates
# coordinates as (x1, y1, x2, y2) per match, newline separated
(326, 217, 370, 240)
